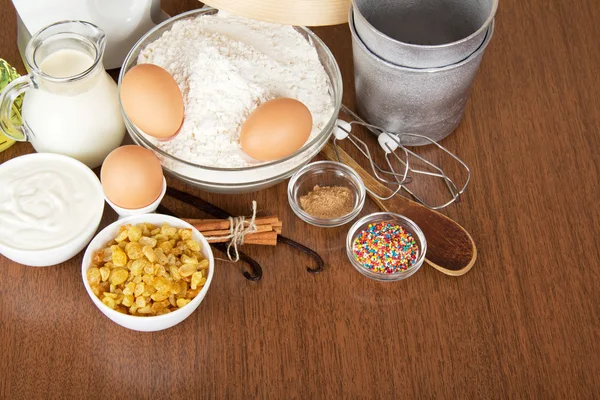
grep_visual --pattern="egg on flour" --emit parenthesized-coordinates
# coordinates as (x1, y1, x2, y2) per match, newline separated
(240, 98, 313, 162)
(120, 64, 184, 140)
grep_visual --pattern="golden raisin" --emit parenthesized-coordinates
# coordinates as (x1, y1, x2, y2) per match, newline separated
(142, 274, 153, 285)
(123, 282, 136, 295)
(178, 264, 196, 277)
(139, 236, 157, 248)
(185, 239, 201, 252)
(130, 259, 149, 276)
(87, 268, 101, 285)
(110, 269, 129, 286)
(125, 242, 144, 260)
(176, 298, 191, 308)
(115, 227, 129, 243)
(122, 294, 134, 307)
(99, 267, 111, 282)
(135, 296, 147, 308)
(134, 283, 145, 297)
(191, 271, 204, 290)
(151, 291, 169, 302)
(93, 251, 103, 264)
(102, 247, 113, 262)
(160, 224, 177, 237)
(143, 246, 156, 262)
(180, 254, 198, 265)
(114, 306, 128, 314)
(137, 305, 152, 314)
(142, 284, 156, 297)
(127, 225, 143, 242)
(102, 297, 116, 309)
(153, 276, 171, 292)
(177, 281, 188, 297)
(143, 262, 154, 275)
(151, 301, 166, 314)
(153, 263, 167, 278)
(154, 248, 169, 265)
(158, 241, 173, 254)
(179, 229, 192, 240)
(111, 246, 128, 267)
(169, 265, 182, 282)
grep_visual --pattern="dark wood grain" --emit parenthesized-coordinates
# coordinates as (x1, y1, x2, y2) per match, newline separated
(1, 0, 599, 399)
(321, 142, 476, 275)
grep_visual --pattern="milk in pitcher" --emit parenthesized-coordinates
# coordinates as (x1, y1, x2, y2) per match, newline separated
(0, 21, 125, 168)
(22, 49, 125, 168)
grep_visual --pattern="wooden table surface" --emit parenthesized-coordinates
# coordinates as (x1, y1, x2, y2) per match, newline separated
(1, 0, 599, 398)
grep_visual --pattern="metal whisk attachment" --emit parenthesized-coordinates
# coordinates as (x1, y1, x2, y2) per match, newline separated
(331, 105, 471, 210)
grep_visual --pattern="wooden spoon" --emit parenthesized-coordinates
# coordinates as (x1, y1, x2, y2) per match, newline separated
(320, 142, 477, 276)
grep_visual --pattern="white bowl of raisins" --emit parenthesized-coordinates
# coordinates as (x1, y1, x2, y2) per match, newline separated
(81, 214, 214, 332)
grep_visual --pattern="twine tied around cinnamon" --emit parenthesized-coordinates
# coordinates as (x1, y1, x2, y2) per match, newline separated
(204, 201, 258, 262)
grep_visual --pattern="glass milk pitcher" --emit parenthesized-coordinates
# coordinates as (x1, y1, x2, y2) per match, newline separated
(0, 21, 125, 168)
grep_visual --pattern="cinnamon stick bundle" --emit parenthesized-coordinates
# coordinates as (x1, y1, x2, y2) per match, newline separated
(183, 216, 282, 246)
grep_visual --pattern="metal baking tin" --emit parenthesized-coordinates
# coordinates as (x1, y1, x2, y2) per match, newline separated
(353, 0, 497, 69)
(350, 7, 495, 145)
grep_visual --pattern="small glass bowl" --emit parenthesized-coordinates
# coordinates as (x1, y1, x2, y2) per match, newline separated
(287, 161, 366, 227)
(346, 212, 427, 281)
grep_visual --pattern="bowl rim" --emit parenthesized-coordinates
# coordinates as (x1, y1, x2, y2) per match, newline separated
(0, 152, 104, 253)
(118, 7, 343, 172)
(164, 162, 302, 189)
(345, 212, 428, 281)
(287, 160, 366, 227)
(350, 8, 496, 73)
(81, 213, 215, 321)
(352, 0, 498, 51)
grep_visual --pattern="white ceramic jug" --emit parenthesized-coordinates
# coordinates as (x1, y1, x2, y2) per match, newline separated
(0, 21, 125, 168)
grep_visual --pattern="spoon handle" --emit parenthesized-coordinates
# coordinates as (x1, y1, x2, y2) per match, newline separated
(320, 142, 477, 276)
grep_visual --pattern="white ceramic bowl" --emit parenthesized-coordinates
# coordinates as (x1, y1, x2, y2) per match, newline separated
(81, 214, 215, 332)
(0, 153, 105, 267)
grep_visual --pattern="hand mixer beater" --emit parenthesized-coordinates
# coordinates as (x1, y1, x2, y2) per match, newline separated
(330, 105, 471, 210)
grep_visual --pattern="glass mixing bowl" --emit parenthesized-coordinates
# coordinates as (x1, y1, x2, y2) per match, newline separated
(119, 8, 343, 193)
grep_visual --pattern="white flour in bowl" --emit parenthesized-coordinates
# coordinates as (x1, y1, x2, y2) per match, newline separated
(137, 11, 334, 168)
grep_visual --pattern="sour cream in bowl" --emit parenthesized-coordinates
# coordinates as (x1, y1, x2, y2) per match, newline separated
(0, 153, 105, 267)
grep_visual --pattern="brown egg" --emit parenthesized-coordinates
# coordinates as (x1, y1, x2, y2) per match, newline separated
(240, 98, 313, 161)
(120, 64, 184, 139)
(101, 146, 164, 209)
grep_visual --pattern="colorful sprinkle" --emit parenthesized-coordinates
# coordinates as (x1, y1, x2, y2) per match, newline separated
(352, 221, 419, 274)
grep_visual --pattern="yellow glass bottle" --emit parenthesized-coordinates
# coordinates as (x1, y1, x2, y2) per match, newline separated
(0, 59, 23, 152)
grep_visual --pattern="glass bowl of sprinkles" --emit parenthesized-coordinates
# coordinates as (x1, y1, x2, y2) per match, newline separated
(288, 161, 366, 227)
(346, 212, 427, 281)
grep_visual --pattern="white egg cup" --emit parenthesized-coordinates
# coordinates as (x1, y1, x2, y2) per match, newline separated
(105, 177, 167, 219)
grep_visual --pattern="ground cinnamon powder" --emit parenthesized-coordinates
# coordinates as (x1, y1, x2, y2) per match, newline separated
(299, 185, 354, 219)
